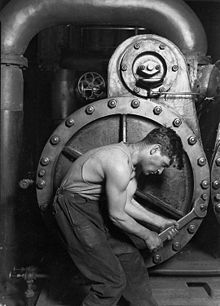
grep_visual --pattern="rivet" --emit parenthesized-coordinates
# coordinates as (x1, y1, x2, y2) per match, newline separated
(200, 203, 208, 211)
(134, 42, 140, 50)
(155, 65, 160, 71)
(201, 180, 209, 189)
(159, 44, 165, 50)
(121, 64, 127, 71)
(108, 99, 117, 108)
(215, 193, 220, 201)
(188, 224, 196, 234)
(159, 86, 165, 92)
(188, 136, 197, 145)
(153, 254, 162, 264)
(40, 157, 50, 166)
(212, 180, 220, 189)
(172, 65, 179, 72)
(86, 105, 95, 115)
(133, 87, 140, 94)
(215, 157, 220, 166)
(153, 106, 162, 115)
(38, 169, 46, 177)
(65, 118, 75, 127)
(197, 157, 206, 166)
(173, 118, 182, 127)
(37, 179, 46, 189)
(201, 193, 208, 201)
(215, 203, 220, 213)
(50, 135, 60, 145)
(131, 99, 140, 108)
(172, 241, 181, 252)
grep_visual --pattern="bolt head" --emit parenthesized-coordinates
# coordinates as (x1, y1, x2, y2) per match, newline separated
(153, 254, 162, 264)
(213, 180, 220, 189)
(153, 106, 162, 115)
(108, 99, 117, 108)
(197, 157, 206, 166)
(201, 180, 209, 189)
(134, 42, 140, 49)
(172, 65, 179, 72)
(121, 63, 127, 71)
(172, 241, 181, 251)
(159, 44, 165, 50)
(201, 193, 208, 201)
(188, 224, 196, 234)
(133, 87, 140, 94)
(86, 105, 95, 115)
(131, 99, 140, 108)
(37, 179, 46, 189)
(38, 169, 46, 177)
(188, 136, 197, 145)
(215, 203, 220, 213)
(215, 193, 220, 201)
(173, 118, 182, 127)
(216, 157, 220, 166)
(50, 135, 60, 145)
(65, 118, 75, 127)
(40, 157, 50, 166)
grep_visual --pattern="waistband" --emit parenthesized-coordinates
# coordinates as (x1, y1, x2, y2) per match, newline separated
(55, 186, 102, 204)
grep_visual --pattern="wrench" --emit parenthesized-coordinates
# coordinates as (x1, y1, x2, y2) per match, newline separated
(159, 197, 207, 243)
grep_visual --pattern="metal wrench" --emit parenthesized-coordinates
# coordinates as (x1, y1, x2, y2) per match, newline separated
(159, 198, 208, 243)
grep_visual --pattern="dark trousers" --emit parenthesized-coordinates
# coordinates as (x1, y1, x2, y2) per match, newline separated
(53, 189, 158, 306)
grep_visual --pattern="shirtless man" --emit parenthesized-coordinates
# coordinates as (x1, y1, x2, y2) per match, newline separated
(53, 126, 184, 306)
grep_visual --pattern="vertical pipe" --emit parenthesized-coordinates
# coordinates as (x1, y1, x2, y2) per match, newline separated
(0, 64, 24, 303)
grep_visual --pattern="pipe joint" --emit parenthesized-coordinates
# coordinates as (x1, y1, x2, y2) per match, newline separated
(1, 54, 28, 68)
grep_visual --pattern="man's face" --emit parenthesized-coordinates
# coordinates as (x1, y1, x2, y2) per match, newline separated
(141, 145, 171, 176)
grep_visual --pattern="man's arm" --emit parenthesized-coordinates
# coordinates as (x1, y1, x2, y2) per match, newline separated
(124, 178, 179, 240)
(105, 160, 162, 251)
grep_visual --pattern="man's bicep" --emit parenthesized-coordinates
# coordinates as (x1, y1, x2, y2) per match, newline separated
(105, 166, 129, 216)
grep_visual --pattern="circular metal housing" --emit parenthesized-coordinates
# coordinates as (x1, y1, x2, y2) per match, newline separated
(119, 36, 179, 97)
(36, 97, 210, 267)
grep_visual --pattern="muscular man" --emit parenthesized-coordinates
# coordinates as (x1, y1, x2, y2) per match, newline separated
(53, 126, 184, 306)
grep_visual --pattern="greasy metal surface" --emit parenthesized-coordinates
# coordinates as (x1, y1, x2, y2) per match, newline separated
(0, 0, 207, 56)
(36, 96, 210, 267)
(108, 34, 201, 137)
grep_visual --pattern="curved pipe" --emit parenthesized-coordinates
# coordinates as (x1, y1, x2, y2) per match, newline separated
(1, 0, 207, 56)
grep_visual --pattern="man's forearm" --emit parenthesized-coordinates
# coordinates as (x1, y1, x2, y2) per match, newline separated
(110, 211, 153, 240)
(125, 198, 166, 229)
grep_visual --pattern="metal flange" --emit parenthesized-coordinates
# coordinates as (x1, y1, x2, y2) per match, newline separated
(211, 142, 220, 224)
(36, 96, 210, 267)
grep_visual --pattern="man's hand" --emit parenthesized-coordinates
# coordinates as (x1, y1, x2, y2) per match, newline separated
(160, 218, 179, 241)
(144, 231, 163, 252)
(160, 218, 179, 231)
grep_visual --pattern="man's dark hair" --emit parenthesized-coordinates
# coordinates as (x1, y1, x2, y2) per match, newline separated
(139, 126, 184, 170)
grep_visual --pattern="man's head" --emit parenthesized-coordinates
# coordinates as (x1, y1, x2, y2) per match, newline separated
(136, 126, 184, 175)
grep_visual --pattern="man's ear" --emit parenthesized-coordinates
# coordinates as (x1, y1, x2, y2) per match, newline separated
(150, 144, 161, 155)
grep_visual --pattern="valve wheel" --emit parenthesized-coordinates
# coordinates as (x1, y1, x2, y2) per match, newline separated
(77, 71, 106, 101)
(36, 96, 210, 267)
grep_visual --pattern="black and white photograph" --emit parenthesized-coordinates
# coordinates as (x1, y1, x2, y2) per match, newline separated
(1, 0, 220, 305)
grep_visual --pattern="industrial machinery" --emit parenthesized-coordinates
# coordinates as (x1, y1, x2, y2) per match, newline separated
(1, 0, 220, 305)
(36, 33, 220, 305)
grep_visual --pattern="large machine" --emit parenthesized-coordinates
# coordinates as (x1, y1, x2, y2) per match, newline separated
(1, 0, 220, 305)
